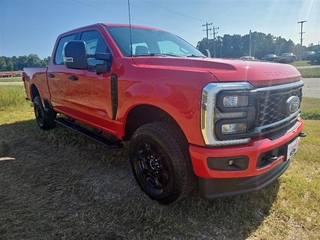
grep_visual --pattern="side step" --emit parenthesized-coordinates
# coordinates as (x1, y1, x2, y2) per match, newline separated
(55, 118, 123, 149)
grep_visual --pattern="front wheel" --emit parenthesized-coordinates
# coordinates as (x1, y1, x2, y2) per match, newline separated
(129, 122, 196, 204)
(33, 96, 56, 130)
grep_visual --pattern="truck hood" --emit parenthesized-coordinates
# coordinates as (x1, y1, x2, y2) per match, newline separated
(132, 57, 301, 87)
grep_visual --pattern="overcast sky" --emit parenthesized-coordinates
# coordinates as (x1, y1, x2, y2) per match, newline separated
(1, 0, 319, 59)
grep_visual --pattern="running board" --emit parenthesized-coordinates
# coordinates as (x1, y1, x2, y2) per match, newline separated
(55, 118, 123, 149)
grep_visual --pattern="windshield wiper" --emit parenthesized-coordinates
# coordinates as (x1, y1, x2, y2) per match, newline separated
(132, 53, 181, 57)
(132, 53, 156, 57)
(132, 53, 203, 58)
(185, 54, 205, 58)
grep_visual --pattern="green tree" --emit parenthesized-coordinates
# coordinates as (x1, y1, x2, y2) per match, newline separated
(196, 32, 302, 59)
(27, 54, 42, 67)
(5, 57, 14, 71)
(16, 55, 28, 70)
(0, 57, 7, 71)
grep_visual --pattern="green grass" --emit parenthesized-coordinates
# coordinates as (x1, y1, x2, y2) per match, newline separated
(299, 67, 320, 78)
(291, 60, 320, 67)
(289, 60, 320, 78)
(0, 86, 34, 123)
(0, 86, 319, 239)
(0, 77, 22, 82)
(291, 60, 310, 67)
(301, 97, 320, 120)
(254, 120, 320, 238)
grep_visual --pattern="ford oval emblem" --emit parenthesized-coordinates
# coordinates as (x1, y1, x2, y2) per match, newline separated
(286, 96, 300, 114)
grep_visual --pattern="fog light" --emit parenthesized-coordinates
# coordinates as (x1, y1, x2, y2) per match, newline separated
(222, 123, 247, 134)
(223, 96, 248, 107)
(207, 156, 249, 170)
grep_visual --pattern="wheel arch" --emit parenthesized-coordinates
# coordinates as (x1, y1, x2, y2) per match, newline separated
(123, 104, 187, 143)
(30, 84, 40, 101)
(30, 84, 53, 110)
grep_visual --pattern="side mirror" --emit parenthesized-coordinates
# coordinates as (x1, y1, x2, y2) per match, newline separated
(64, 41, 88, 69)
(201, 49, 211, 58)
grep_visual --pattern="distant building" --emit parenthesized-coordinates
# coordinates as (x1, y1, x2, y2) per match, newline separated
(0, 71, 23, 78)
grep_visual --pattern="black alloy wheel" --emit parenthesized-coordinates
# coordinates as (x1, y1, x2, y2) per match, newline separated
(33, 96, 56, 130)
(129, 122, 196, 204)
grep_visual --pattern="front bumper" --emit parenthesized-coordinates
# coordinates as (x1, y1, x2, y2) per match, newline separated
(198, 159, 290, 199)
(189, 118, 304, 199)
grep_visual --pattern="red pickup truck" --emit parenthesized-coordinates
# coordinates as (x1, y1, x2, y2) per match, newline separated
(23, 23, 305, 204)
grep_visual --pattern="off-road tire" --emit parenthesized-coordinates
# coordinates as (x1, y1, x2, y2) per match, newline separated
(129, 122, 196, 204)
(33, 96, 56, 130)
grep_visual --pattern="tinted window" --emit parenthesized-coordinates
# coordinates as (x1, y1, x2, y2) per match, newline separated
(80, 30, 110, 66)
(54, 34, 76, 65)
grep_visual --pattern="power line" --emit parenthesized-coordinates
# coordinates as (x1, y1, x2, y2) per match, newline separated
(212, 26, 219, 57)
(298, 20, 307, 60)
(70, 0, 201, 38)
(141, 0, 205, 23)
(71, 0, 128, 18)
(202, 22, 212, 48)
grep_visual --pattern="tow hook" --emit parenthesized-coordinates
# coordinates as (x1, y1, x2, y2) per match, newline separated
(298, 132, 307, 137)
(263, 155, 278, 162)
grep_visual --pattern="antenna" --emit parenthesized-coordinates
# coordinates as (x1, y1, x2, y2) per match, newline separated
(127, 0, 133, 57)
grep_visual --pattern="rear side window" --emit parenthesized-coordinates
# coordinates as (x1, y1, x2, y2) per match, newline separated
(80, 30, 110, 66)
(54, 34, 76, 65)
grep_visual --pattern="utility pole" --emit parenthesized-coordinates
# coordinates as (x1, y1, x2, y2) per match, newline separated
(212, 26, 219, 57)
(249, 30, 252, 56)
(202, 22, 212, 49)
(298, 20, 307, 60)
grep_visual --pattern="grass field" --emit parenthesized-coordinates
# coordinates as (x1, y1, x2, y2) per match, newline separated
(291, 60, 320, 67)
(0, 86, 320, 239)
(0, 77, 22, 82)
(298, 67, 320, 78)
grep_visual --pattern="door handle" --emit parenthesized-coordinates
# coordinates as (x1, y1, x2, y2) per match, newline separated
(68, 75, 78, 81)
(47, 73, 55, 78)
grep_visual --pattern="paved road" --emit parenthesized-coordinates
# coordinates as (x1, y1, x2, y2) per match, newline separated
(1, 79, 319, 98)
(296, 65, 320, 69)
(302, 78, 320, 98)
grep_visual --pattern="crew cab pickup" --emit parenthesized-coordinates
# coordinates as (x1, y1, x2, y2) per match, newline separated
(23, 23, 305, 204)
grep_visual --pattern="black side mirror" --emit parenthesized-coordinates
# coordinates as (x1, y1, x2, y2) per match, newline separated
(201, 49, 211, 58)
(64, 41, 88, 69)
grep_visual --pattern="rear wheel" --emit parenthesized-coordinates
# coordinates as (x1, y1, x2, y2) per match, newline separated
(33, 96, 56, 130)
(129, 122, 196, 204)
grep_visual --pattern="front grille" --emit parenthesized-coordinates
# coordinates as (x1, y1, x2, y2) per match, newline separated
(265, 121, 300, 140)
(256, 86, 302, 127)
(209, 80, 303, 143)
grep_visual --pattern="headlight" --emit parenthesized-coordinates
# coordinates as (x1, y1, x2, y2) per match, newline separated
(215, 91, 255, 140)
(201, 82, 254, 146)
(222, 123, 247, 134)
(223, 96, 248, 107)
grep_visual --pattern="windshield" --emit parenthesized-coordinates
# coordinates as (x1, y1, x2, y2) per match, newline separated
(106, 26, 204, 58)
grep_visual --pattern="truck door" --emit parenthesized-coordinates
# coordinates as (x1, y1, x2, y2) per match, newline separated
(50, 30, 116, 134)
(47, 33, 77, 113)
(70, 30, 115, 132)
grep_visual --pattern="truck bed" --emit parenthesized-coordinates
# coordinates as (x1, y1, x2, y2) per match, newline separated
(23, 67, 48, 100)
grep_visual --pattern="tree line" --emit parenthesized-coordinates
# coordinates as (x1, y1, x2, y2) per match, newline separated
(0, 54, 50, 72)
(197, 31, 320, 59)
